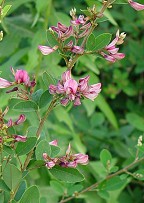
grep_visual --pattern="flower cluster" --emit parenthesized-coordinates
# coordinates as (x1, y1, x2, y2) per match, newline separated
(38, 14, 90, 56)
(43, 141, 88, 169)
(0, 68, 35, 89)
(49, 70, 101, 106)
(0, 108, 27, 144)
(100, 30, 126, 63)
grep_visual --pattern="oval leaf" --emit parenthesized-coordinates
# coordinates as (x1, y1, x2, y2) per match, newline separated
(94, 33, 112, 51)
(35, 140, 51, 160)
(3, 163, 22, 190)
(13, 101, 38, 112)
(16, 137, 37, 156)
(126, 113, 144, 131)
(19, 186, 40, 203)
(49, 166, 84, 183)
(100, 149, 112, 169)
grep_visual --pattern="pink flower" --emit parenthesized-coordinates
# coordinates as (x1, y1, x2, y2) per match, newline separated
(7, 119, 13, 127)
(43, 153, 58, 169)
(71, 46, 84, 54)
(38, 45, 58, 55)
(49, 70, 101, 106)
(101, 30, 125, 63)
(59, 144, 89, 168)
(51, 23, 73, 41)
(15, 70, 30, 86)
(49, 140, 58, 146)
(14, 135, 27, 142)
(73, 153, 89, 165)
(15, 114, 26, 125)
(62, 70, 71, 82)
(64, 79, 78, 95)
(49, 84, 57, 94)
(128, 0, 144, 10)
(45, 161, 56, 169)
(71, 15, 86, 25)
(0, 78, 12, 88)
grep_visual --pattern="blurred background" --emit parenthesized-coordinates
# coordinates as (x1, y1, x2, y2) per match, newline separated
(0, 0, 144, 202)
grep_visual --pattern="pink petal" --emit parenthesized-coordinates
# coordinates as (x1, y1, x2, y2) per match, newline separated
(64, 79, 78, 94)
(15, 114, 26, 125)
(38, 45, 58, 55)
(49, 140, 58, 146)
(62, 70, 71, 83)
(128, 0, 144, 10)
(0, 78, 12, 88)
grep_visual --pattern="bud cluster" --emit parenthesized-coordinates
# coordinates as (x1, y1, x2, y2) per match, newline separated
(43, 141, 88, 169)
(0, 108, 27, 144)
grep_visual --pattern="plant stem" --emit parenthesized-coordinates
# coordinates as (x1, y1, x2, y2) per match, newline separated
(60, 157, 144, 203)
(67, 0, 111, 70)
(22, 98, 57, 172)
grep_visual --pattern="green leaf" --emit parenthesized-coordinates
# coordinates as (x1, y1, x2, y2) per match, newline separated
(86, 34, 96, 50)
(50, 145, 60, 158)
(32, 89, 43, 104)
(19, 186, 40, 203)
(96, 95, 118, 129)
(0, 179, 10, 192)
(35, 140, 51, 160)
(42, 71, 56, 87)
(50, 166, 84, 183)
(103, 176, 127, 191)
(39, 90, 52, 109)
(126, 113, 144, 131)
(36, 0, 52, 13)
(16, 137, 37, 156)
(15, 180, 27, 201)
(94, 33, 112, 51)
(46, 30, 58, 47)
(2, 164, 22, 190)
(100, 149, 112, 169)
(13, 101, 38, 112)
(53, 106, 74, 131)
(1, 5, 12, 19)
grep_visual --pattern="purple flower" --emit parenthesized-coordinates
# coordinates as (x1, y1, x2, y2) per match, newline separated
(128, 0, 144, 10)
(0, 78, 12, 88)
(14, 135, 27, 142)
(7, 119, 13, 127)
(15, 70, 30, 86)
(71, 46, 84, 54)
(38, 45, 58, 55)
(45, 161, 56, 169)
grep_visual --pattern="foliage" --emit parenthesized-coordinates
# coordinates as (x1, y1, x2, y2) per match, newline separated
(0, 0, 144, 203)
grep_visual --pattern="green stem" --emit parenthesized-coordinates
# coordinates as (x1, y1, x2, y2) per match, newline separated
(60, 157, 144, 203)
(22, 98, 57, 172)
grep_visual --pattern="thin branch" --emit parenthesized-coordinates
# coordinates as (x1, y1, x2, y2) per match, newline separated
(60, 157, 144, 203)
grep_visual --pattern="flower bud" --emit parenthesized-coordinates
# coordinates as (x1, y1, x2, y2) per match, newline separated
(49, 140, 58, 146)
(15, 114, 26, 125)
(14, 135, 27, 142)
(71, 46, 84, 54)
